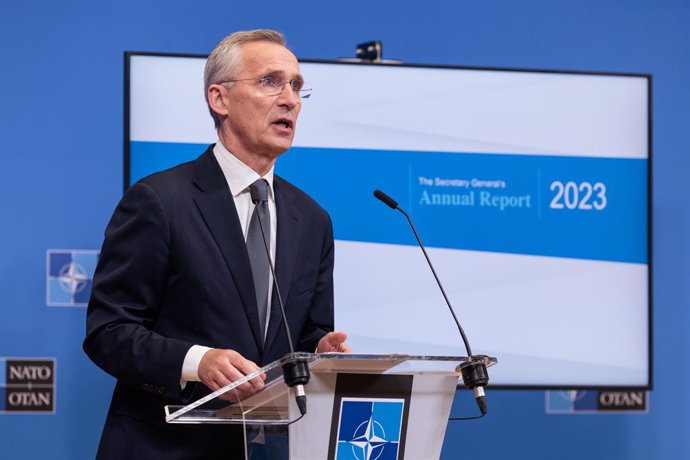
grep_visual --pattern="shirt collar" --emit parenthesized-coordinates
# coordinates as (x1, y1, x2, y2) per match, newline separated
(213, 141, 275, 200)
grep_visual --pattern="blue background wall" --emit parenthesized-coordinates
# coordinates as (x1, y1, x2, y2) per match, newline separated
(1, 1, 687, 458)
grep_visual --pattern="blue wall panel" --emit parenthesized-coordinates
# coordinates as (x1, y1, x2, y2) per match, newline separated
(0, 1, 688, 458)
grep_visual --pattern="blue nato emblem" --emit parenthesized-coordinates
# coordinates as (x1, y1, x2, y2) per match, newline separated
(335, 398, 404, 460)
(46, 250, 99, 306)
(546, 390, 598, 413)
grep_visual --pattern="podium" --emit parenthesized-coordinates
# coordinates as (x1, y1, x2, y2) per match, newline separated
(165, 353, 496, 459)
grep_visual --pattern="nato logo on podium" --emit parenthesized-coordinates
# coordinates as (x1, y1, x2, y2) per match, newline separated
(335, 397, 404, 460)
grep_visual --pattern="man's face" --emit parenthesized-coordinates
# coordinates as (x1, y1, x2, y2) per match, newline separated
(218, 41, 302, 162)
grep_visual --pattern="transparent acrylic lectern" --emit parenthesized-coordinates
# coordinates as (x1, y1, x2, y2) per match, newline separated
(165, 352, 496, 459)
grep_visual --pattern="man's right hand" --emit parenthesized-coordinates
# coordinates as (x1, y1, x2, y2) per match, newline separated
(197, 348, 266, 401)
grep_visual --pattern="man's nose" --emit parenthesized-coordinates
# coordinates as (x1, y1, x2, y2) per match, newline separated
(277, 83, 301, 108)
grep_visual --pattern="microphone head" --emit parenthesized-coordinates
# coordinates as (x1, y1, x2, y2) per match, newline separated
(373, 190, 398, 209)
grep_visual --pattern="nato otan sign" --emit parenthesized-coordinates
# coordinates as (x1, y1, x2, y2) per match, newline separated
(546, 389, 647, 414)
(0, 358, 56, 413)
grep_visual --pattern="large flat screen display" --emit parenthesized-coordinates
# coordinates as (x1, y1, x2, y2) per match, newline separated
(126, 52, 651, 388)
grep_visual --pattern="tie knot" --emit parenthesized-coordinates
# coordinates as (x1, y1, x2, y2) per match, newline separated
(249, 179, 269, 204)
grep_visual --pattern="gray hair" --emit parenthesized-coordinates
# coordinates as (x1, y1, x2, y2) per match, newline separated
(204, 29, 287, 128)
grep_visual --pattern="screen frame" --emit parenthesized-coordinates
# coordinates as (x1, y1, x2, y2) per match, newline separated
(123, 51, 653, 391)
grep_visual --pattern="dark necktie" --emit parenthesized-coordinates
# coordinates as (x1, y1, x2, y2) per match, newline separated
(246, 179, 271, 341)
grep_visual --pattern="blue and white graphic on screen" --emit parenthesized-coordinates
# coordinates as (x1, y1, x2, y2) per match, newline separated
(130, 141, 648, 264)
(46, 250, 99, 306)
(277, 147, 648, 264)
(335, 398, 404, 460)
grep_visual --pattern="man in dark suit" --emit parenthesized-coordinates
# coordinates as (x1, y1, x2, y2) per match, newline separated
(84, 29, 349, 459)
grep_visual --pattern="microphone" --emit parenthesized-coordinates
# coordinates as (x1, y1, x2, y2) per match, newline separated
(373, 189, 398, 209)
(250, 183, 309, 416)
(373, 189, 489, 415)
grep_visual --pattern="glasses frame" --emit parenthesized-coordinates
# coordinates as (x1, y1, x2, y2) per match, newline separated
(218, 76, 312, 99)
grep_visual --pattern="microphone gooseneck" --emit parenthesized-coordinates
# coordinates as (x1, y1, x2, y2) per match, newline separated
(373, 189, 489, 416)
(250, 182, 309, 416)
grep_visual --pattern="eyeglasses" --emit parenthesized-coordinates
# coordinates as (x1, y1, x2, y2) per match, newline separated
(218, 76, 312, 99)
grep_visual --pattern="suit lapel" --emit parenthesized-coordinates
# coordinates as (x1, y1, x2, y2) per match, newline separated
(264, 177, 303, 354)
(190, 147, 263, 350)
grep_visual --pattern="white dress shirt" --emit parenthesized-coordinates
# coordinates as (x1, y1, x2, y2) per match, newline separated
(180, 141, 277, 384)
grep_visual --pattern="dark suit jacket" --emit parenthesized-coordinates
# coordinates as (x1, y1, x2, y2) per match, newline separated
(83, 145, 334, 459)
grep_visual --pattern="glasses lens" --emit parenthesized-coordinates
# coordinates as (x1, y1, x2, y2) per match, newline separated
(257, 78, 311, 99)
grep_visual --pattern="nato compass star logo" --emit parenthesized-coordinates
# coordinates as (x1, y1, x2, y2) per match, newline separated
(350, 414, 390, 459)
(336, 398, 404, 460)
(546, 389, 597, 413)
(46, 250, 99, 306)
(58, 261, 89, 295)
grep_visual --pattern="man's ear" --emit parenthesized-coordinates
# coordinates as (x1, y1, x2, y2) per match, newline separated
(207, 84, 229, 119)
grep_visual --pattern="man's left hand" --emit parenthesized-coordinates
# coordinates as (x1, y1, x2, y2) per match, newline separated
(316, 331, 352, 353)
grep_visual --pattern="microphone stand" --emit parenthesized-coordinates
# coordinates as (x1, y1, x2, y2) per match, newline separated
(373, 189, 489, 415)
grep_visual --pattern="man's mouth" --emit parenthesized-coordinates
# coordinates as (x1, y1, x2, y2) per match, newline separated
(272, 118, 294, 130)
